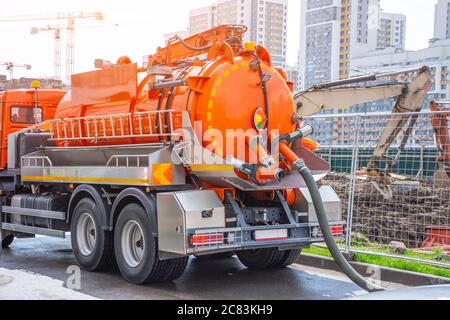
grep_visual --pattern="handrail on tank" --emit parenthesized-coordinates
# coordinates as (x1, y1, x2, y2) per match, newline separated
(48, 109, 181, 142)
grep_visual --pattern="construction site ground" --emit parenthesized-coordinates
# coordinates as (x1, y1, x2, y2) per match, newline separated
(320, 172, 450, 268)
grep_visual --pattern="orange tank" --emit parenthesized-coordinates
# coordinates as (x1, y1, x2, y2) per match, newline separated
(54, 25, 297, 165)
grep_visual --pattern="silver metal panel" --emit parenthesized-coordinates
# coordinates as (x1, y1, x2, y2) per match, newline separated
(157, 190, 225, 255)
(157, 193, 186, 255)
(175, 191, 225, 229)
(22, 166, 151, 186)
(294, 186, 342, 223)
(7, 121, 53, 170)
(7, 133, 18, 170)
(195, 171, 328, 192)
(1, 223, 66, 238)
(2, 206, 65, 220)
(189, 145, 330, 191)
(20, 145, 186, 187)
(23, 145, 164, 167)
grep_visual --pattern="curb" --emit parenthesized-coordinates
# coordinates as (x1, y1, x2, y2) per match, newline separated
(296, 253, 450, 287)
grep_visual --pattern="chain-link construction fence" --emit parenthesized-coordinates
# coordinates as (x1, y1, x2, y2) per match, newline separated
(306, 111, 450, 268)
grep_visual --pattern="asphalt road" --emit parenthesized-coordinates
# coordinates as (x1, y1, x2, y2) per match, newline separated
(0, 236, 387, 300)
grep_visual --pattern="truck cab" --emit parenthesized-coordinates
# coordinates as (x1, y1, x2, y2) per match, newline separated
(0, 89, 66, 170)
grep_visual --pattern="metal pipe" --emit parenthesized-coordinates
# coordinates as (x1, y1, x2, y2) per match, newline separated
(149, 80, 186, 90)
(310, 75, 378, 90)
(305, 66, 428, 91)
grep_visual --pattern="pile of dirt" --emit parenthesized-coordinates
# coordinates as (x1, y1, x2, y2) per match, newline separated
(321, 172, 450, 248)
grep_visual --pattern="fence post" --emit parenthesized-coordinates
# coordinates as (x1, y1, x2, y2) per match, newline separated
(345, 114, 361, 254)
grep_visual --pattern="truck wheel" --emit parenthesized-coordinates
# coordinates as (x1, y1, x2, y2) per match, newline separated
(1, 234, 14, 249)
(273, 249, 302, 269)
(236, 248, 282, 270)
(71, 198, 115, 272)
(114, 203, 170, 284)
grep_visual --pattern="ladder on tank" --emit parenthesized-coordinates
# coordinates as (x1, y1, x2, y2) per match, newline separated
(48, 110, 181, 142)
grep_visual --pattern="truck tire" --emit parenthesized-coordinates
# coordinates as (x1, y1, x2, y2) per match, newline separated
(114, 203, 173, 284)
(71, 198, 115, 272)
(273, 249, 302, 269)
(1, 234, 14, 249)
(236, 248, 283, 270)
(163, 257, 189, 281)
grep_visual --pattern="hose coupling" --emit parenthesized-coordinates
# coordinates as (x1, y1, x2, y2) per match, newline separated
(292, 158, 306, 171)
(260, 155, 275, 169)
(274, 123, 314, 145)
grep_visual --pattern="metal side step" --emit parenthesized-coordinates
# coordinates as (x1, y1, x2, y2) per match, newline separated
(2, 206, 66, 220)
(1, 223, 66, 238)
(1, 206, 67, 238)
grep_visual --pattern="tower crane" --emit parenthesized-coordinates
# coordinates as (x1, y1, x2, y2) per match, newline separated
(31, 26, 61, 80)
(30, 19, 156, 82)
(0, 12, 103, 84)
(0, 61, 32, 89)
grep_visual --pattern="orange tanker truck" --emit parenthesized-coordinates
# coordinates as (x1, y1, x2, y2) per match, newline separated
(0, 25, 376, 288)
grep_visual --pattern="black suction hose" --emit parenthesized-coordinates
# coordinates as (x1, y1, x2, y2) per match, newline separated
(298, 164, 385, 292)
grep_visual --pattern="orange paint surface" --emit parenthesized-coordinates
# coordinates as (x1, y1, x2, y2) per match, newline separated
(0, 89, 66, 169)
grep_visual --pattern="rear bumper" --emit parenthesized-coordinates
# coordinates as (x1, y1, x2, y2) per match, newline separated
(186, 221, 346, 255)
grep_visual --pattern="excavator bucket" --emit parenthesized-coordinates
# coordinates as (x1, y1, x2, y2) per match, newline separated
(431, 101, 450, 188)
(434, 163, 450, 188)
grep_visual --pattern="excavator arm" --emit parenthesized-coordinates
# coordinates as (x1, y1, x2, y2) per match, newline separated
(294, 66, 433, 183)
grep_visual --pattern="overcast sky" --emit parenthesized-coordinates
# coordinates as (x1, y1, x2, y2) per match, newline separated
(0, 0, 438, 80)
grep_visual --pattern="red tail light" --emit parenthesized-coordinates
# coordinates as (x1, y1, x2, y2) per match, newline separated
(330, 225, 344, 235)
(313, 225, 345, 238)
(190, 234, 224, 246)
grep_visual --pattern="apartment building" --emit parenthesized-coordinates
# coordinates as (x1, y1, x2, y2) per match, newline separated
(308, 39, 450, 147)
(377, 12, 406, 50)
(298, 0, 380, 90)
(189, 0, 288, 68)
(434, 0, 450, 40)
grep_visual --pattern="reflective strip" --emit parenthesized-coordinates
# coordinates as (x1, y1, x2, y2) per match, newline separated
(152, 163, 173, 185)
(189, 165, 234, 172)
(22, 176, 150, 185)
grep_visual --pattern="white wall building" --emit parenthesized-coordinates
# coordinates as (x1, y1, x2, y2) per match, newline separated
(286, 64, 300, 92)
(298, 0, 380, 90)
(434, 0, 450, 40)
(189, 6, 215, 36)
(189, 0, 288, 68)
(351, 39, 450, 103)
(377, 12, 406, 50)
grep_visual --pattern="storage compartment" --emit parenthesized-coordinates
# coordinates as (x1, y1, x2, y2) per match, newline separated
(294, 186, 342, 223)
(157, 190, 226, 255)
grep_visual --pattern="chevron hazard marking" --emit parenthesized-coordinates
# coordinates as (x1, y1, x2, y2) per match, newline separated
(152, 164, 172, 186)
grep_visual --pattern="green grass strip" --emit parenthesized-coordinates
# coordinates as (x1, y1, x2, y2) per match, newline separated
(303, 246, 450, 279)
